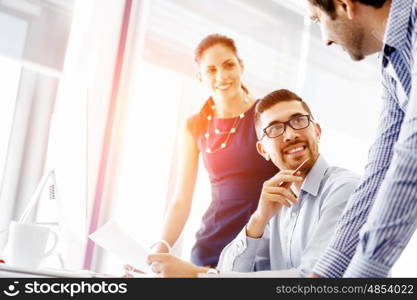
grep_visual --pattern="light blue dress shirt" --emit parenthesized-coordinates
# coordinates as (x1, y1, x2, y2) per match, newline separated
(314, 0, 417, 278)
(217, 156, 359, 277)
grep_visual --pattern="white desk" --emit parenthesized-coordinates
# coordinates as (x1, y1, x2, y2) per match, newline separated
(0, 264, 106, 278)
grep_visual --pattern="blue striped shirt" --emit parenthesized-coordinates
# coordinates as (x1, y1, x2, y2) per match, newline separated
(313, 0, 417, 278)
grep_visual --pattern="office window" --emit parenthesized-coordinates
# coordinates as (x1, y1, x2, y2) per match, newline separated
(0, 0, 73, 250)
(39, 0, 127, 270)
(0, 58, 21, 188)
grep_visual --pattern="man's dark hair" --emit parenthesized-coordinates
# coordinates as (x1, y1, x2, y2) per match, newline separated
(254, 89, 314, 139)
(308, 0, 388, 16)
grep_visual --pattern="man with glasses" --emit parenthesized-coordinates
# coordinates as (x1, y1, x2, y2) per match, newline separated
(145, 89, 358, 277)
(216, 89, 360, 277)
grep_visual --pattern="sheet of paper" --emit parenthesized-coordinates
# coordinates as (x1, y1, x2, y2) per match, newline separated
(89, 220, 152, 273)
(198, 269, 299, 278)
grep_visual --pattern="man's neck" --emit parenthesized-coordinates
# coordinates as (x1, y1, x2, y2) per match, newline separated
(213, 90, 254, 118)
(367, 0, 392, 47)
(291, 155, 320, 194)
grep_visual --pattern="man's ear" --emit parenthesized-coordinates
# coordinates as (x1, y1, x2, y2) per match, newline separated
(314, 122, 322, 142)
(335, 0, 356, 20)
(256, 141, 270, 161)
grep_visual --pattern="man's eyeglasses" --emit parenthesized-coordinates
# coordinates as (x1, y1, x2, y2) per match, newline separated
(261, 115, 312, 139)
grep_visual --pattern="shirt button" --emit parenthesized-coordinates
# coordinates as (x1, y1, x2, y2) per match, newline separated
(384, 45, 395, 56)
(291, 212, 297, 218)
(382, 56, 389, 68)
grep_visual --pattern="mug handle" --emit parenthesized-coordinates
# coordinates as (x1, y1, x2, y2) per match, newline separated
(43, 230, 59, 258)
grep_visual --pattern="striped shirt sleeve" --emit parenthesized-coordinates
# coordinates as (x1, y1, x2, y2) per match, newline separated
(312, 75, 404, 278)
(343, 43, 417, 278)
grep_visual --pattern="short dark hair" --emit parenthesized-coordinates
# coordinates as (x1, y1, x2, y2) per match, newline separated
(308, 0, 388, 16)
(254, 89, 314, 139)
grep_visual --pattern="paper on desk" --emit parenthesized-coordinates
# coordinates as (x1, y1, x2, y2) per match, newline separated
(198, 269, 299, 278)
(89, 220, 151, 273)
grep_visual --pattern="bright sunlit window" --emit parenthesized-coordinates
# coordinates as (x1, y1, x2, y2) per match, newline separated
(99, 61, 187, 272)
(0, 56, 21, 184)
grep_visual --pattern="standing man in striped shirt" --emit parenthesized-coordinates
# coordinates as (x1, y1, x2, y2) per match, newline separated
(305, 0, 417, 277)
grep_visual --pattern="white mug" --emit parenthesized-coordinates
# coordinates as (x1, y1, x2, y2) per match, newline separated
(3, 221, 59, 269)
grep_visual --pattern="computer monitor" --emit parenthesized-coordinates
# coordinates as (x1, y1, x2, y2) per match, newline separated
(34, 95, 88, 270)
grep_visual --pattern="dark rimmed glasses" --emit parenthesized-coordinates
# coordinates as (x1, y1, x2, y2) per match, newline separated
(261, 115, 313, 139)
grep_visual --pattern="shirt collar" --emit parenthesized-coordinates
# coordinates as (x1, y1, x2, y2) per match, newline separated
(383, 0, 413, 50)
(300, 155, 329, 197)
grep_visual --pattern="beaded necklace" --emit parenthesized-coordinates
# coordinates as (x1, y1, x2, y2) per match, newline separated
(204, 96, 250, 154)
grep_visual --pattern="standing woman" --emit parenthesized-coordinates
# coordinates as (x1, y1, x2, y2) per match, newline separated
(154, 34, 277, 267)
